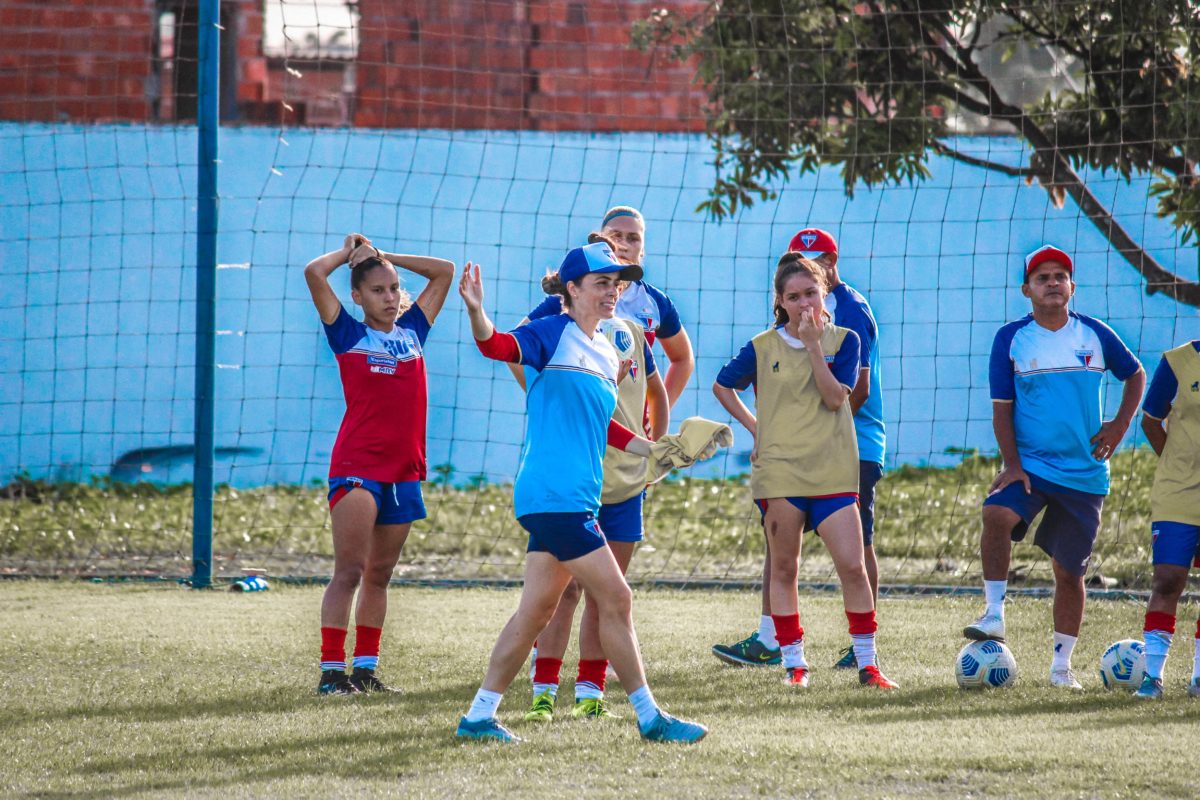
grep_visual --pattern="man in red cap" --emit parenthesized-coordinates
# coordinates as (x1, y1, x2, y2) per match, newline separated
(963, 244, 1144, 688)
(711, 227, 888, 671)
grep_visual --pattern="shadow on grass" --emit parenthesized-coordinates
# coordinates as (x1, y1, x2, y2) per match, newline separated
(15, 680, 479, 727)
(24, 732, 462, 799)
(682, 678, 1200, 728)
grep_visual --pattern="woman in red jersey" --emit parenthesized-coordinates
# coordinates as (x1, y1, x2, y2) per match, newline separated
(303, 233, 454, 695)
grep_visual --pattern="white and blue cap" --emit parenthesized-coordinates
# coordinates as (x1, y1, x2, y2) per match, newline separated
(558, 241, 643, 284)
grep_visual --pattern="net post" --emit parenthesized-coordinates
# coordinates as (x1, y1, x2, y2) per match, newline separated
(192, 0, 220, 589)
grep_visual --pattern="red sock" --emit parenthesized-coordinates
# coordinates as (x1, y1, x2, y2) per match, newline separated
(533, 657, 563, 686)
(846, 610, 877, 636)
(771, 613, 804, 647)
(353, 625, 383, 659)
(1194, 618, 1200, 639)
(1143, 611, 1175, 635)
(320, 626, 347, 668)
(577, 659, 608, 692)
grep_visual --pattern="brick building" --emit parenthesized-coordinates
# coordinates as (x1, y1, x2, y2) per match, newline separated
(0, 0, 707, 131)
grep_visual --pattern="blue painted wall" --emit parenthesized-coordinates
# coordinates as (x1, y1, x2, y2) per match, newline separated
(1, 123, 1196, 486)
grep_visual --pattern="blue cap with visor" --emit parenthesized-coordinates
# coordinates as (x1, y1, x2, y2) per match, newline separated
(558, 241, 643, 284)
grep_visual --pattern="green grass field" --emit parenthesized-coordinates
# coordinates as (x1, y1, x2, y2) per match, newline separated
(2, 581, 1196, 799)
(0, 449, 1162, 588)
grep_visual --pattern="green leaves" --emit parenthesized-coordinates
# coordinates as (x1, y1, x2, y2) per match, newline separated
(636, 0, 1199, 299)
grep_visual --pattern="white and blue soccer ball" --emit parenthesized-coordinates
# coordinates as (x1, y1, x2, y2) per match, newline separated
(955, 640, 1018, 689)
(1099, 639, 1146, 689)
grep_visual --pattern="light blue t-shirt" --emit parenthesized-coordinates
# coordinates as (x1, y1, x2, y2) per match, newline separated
(826, 282, 885, 465)
(509, 314, 620, 517)
(989, 312, 1141, 495)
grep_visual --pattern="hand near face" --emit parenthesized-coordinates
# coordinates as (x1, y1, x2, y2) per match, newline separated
(795, 306, 824, 348)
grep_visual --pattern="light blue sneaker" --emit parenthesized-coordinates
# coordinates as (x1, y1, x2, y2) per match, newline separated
(638, 711, 708, 743)
(455, 716, 520, 743)
(1134, 674, 1163, 700)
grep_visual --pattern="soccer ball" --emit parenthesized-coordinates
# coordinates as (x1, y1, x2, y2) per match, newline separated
(955, 640, 1018, 689)
(1099, 639, 1146, 689)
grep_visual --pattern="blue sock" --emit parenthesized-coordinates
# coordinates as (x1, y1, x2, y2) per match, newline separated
(352, 655, 379, 671)
(628, 685, 660, 728)
(1144, 630, 1172, 680)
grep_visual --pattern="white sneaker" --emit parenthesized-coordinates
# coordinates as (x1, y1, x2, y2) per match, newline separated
(1188, 677, 1200, 698)
(963, 612, 1005, 641)
(1050, 667, 1083, 689)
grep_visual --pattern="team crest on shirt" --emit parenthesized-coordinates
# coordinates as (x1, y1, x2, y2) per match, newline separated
(635, 311, 656, 331)
(1074, 349, 1095, 367)
(613, 328, 632, 353)
(799, 232, 818, 249)
(628, 361, 638, 381)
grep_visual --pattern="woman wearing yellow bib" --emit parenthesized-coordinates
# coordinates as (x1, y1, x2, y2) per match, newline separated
(1134, 339, 1200, 699)
(713, 253, 898, 690)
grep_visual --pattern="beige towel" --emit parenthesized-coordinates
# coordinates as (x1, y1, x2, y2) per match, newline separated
(645, 417, 734, 485)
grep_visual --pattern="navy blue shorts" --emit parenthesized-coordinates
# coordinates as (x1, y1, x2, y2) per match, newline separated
(1151, 521, 1200, 568)
(859, 461, 884, 547)
(520, 512, 608, 562)
(983, 472, 1103, 577)
(756, 494, 859, 532)
(328, 477, 426, 525)
(598, 491, 645, 543)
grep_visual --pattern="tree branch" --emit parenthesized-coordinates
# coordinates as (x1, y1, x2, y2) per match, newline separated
(926, 12, 1200, 307)
(933, 142, 1035, 177)
(1053, 158, 1200, 305)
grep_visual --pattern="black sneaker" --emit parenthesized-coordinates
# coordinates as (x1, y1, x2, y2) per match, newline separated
(318, 669, 361, 695)
(833, 645, 858, 670)
(349, 667, 399, 693)
(711, 631, 782, 666)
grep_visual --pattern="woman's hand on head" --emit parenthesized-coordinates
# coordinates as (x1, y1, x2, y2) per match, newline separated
(343, 233, 371, 261)
(458, 262, 484, 312)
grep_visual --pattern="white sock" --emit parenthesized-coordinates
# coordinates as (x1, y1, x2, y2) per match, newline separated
(628, 685, 660, 727)
(758, 615, 778, 649)
(851, 632, 877, 669)
(574, 682, 603, 701)
(984, 580, 1007, 618)
(1051, 632, 1077, 671)
(781, 640, 808, 670)
(465, 688, 503, 723)
(531, 682, 558, 699)
(1193, 638, 1200, 681)
(1143, 630, 1172, 680)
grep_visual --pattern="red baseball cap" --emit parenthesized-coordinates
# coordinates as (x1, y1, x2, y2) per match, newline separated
(1024, 245, 1073, 280)
(788, 228, 838, 257)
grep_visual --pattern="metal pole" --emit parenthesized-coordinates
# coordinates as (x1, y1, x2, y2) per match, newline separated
(192, 0, 220, 588)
